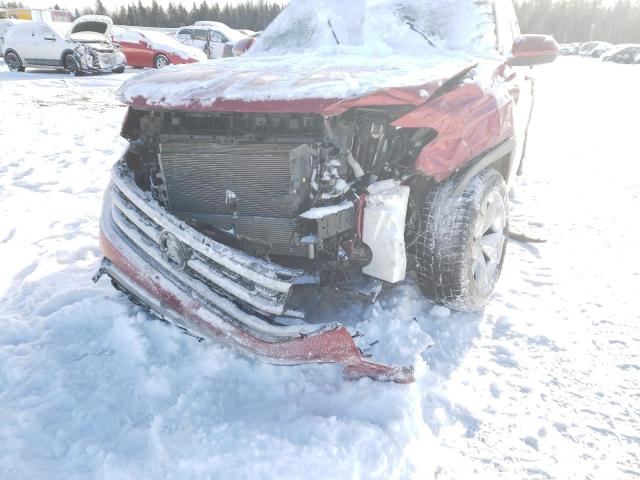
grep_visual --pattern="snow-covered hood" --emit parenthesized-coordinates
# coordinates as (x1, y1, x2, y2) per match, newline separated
(68, 15, 113, 43)
(118, 52, 486, 112)
(118, 0, 502, 112)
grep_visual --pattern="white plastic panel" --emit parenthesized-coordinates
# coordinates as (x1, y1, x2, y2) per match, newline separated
(361, 180, 410, 284)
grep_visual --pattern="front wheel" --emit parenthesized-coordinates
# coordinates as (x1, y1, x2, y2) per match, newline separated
(5, 51, 25, 72)
(64, 53, 80, 75)
(154, 54, 169, 69)
(416, 168, 509, 311)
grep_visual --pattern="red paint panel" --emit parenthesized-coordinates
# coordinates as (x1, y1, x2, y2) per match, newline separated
(118, 41, 154, 68)
(392, 83, 514, 180)
(512, 34, 559, 58)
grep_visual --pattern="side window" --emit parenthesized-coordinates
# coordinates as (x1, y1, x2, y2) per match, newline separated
(13, 26, 30, 42)
(210, 31, 226, 43)
(193, 29, 208, 41)
(177, 28, 193, 39)
(36, 25, 54, 39)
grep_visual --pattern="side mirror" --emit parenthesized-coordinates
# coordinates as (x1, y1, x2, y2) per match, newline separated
(509, 34, 559, 67)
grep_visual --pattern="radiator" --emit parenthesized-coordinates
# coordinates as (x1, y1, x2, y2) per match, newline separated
(158, 136, 306, 256)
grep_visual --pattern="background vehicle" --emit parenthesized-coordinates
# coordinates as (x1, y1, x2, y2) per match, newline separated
(174, 22, 246, 58)
(99, 0, 558, 381)
(111, 26, 206, 68)
(601, 44, 640, 63)
(559, 43, 579, 55)
(232, 31, 260, 56)
(3, 15, 125, 74)
(579, 41, 612, 57)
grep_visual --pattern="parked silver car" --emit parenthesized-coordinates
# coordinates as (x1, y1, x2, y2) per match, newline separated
(3, 15, 126, 74)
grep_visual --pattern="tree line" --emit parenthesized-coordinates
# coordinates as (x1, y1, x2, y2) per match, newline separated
(0, 1, 283, 31)
(3, 0, 640, 44)
(85, 1, 282, 31)
(515, 0, 640, 44)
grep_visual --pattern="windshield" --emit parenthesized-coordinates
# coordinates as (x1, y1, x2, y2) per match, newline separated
(249, 0, 497, 57)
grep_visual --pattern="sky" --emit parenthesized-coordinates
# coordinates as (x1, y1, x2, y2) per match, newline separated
(19, 0, 289, 10)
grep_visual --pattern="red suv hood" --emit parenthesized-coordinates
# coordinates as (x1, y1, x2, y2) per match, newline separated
(117, 53, 480, 115)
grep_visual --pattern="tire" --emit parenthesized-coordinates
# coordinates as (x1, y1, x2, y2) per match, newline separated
(416, 168, 509, 311)
(64, 53, 80, 75)
(154, 54, 169, 69)
(5, 51, 25, 72)
(112, 66, 125, 74)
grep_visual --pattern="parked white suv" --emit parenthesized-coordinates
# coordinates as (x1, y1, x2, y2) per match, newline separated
(174, 22, 246, 59)
(3, 15, 126, 74)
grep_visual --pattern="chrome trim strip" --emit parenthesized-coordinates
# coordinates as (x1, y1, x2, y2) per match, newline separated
(111, 162, 301, 293)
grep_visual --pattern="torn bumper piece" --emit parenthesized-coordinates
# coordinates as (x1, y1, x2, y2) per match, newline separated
(97, 162, 414, 383)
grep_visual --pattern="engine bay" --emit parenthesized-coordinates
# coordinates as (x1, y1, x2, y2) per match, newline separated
(120, 107, 436, 283)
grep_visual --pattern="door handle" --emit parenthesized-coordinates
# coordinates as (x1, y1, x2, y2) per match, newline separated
(44, 37, 56, 41)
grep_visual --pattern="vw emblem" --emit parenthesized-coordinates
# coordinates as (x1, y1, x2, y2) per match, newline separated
(159, 230, 190, 270)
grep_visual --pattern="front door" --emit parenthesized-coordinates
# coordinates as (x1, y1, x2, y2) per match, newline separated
(191, 28, 209, 55)
(207, 30, 227, 58)
(29, 24, 62, 66)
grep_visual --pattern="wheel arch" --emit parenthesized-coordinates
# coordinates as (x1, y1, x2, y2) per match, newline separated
(3, 48, 25, 70)
(154, 52, 170, 66)
(4, 48, 21, 61)
(60, 49, 76, 66)
(449, 137, 516, 198)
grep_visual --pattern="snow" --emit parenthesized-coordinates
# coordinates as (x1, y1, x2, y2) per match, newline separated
(299, 201, 352, 219)
(252, 0, 497, 56)
(117, 0, 500, 106)
(117, 53, 481, 105)
(2, 56, 640, 479)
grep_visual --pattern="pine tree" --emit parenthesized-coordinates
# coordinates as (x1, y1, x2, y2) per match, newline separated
(95, 0, 107, 15)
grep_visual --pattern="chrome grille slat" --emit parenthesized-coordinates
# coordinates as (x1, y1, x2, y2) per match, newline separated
(112, 162, 302, 293)
(110, 204, 288, 316)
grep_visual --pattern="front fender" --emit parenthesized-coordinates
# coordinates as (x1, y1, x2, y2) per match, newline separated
(392, 83, 515, 182)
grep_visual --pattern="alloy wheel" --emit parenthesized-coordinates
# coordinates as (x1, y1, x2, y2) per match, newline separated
(471, 191, 507, 290)
(155, 55, 169, 68)
(6, 52, 21, 72)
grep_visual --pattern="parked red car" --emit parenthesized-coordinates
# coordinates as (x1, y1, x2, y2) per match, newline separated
(96, 0, 558, 383)
(111, 27, 207, 69)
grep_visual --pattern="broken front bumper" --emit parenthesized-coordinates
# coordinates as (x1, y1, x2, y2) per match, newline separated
(97, 162, 414, 383)
(77, 50, 126, 74)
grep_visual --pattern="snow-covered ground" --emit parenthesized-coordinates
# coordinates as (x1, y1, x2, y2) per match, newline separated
(1, 58, 639, 479)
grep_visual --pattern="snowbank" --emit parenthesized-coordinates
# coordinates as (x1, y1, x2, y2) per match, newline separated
(1, 56, 640, 480)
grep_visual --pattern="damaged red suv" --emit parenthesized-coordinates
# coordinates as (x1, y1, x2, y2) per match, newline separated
(95, 0, 558, 382)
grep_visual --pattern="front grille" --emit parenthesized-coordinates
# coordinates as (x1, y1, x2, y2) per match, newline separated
(108, 161, 306, 320)
(158, 136, 308, 256)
